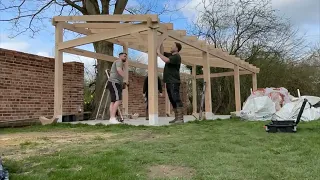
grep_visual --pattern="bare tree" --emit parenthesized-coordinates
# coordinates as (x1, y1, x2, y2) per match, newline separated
(191, 0, 306, 60)
(0, 0, 185, 118)
(185, 0, 309, 113)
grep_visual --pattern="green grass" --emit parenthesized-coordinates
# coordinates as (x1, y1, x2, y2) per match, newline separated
(2, 119, 320, 180)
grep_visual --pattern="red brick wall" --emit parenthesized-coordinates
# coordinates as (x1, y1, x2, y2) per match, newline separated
(127, 72, 188, 117)
(0, 48, 83, 127)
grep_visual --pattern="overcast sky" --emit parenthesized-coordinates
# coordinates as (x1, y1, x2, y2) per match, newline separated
(0, 0, 319, 76)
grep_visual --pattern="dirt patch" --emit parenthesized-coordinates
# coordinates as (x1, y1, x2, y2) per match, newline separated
(148, 165, 195, 180)
(0, 131, 114, 160)
(0, 131, 113, 146)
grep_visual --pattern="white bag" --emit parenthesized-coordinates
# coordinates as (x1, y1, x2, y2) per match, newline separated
(240, 96, 276, 121)
(273, 98, 320, 121)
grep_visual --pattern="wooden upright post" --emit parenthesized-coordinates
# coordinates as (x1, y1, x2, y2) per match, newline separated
(202, 47, 213, 119)
(54, 22, 63, 122)
(147, 29, 158, 125)
(123, 43, 129, 115)
(192, 65, 197, 115)
(234, 65, 241, 111)
(252, 73, 257, 91)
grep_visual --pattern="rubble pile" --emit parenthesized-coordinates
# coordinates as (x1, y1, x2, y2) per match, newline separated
(240, 87, 320, 121)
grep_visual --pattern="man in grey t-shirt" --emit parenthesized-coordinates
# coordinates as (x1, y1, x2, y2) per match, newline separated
(106, 52, 127, 124)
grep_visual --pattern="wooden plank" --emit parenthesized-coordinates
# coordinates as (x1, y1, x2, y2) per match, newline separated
(62, 48, 165, 72)
(234, 65, 241, 111)
(252, 73, 257, 91)
(130, 32, 147, 47)
(123, 43, 129, 115)
(54, 22, 63, 122)
(148, 29, 158, 125)
(91, 29, 186, 36)
(167, 31, 204, 52)
(208, 46, 259, 73)
(53, 14, 159, 22)
(196, 70, 252, 79)
(192, 65, 197, 114)
(73, 23, 173, 30)
(58, 24, 149, 50)
(161, 31, 255, 72)
(61, 22, 91, 34)
(202, 47, 213, 119)
(157, 30, 168, 49)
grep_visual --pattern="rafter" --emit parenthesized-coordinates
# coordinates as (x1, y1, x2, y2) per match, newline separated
(53, 14, 159, 22)
(196, 70, 252, 79)
(58, 23, 150, 50)
(73, 23, 174, 30)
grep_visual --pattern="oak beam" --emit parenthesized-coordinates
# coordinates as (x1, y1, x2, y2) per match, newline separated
(196, 70, 252, 79)
(53, 14, 159, 22)
(73, 23, 173, 30)
(62, 48, 165, 72)
(58, 24, 150, 50)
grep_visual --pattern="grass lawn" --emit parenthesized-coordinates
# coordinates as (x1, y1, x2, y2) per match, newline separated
(1, 119, 320, 180)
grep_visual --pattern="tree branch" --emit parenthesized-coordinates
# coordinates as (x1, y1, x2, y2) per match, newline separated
(100, 0, 110, 14)
(114, 0, 128, 14)
(64, 0, 87, 14)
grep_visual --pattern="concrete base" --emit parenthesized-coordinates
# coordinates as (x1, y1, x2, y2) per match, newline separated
(66, 115, 231, 126)
(205, 112, 214, 120)
(149, 114, 159, 126)
(57, 115, 62, 123)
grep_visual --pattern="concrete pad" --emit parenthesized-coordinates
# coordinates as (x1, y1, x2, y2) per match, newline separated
(66, 115, 231, 126)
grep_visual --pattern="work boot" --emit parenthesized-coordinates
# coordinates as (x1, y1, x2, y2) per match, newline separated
(169, 108, 180, 124)
(169, 109, 177, 123)
(176, 107, 184, 123)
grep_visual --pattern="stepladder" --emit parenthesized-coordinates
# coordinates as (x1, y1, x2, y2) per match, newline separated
(95, 69, 124, 122)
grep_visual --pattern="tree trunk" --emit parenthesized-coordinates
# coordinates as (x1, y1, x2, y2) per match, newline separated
(91, 41, 114, 119)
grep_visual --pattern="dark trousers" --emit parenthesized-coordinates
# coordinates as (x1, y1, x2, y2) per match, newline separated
(166, 83, 183, 109)
(145, 94, 148, 111)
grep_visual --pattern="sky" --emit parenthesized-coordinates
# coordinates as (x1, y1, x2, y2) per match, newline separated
(0, 0, 319, 77)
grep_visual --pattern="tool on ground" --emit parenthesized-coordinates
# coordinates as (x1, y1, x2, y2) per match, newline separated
(95, 70, 124, 122)
(199, 82, 206, 120)
(265, 98, 308, 133)
(0, 157, 9, 180)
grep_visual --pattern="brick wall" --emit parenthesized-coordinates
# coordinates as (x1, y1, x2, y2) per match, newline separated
(127, 72, 188, 117)
(0, 48, 83, 127)
(0, 48, 189, 127)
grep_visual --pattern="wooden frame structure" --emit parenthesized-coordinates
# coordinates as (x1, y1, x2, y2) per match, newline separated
(46, 14, 259, 125)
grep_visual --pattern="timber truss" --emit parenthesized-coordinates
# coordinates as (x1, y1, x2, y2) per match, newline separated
(42, 14, 259, 125)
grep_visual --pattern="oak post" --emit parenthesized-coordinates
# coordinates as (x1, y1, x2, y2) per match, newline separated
(148, 28, 158, 125)
(54, 22, 63, 122)
(192, 65, 197, 115)
(123, 43, 129, 115)
(234, 65, 241, 111)
(202, 46, 213, 119)
(252, 73, 257, 91)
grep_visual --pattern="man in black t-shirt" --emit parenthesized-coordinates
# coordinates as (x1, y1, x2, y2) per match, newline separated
(157, 42, 184, 124)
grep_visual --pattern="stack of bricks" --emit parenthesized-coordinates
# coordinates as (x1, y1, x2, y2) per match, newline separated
(0, 48, 84, 127)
